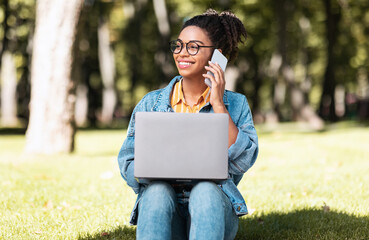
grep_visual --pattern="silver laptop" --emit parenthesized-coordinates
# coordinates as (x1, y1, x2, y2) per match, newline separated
(134, 112, 229, 182)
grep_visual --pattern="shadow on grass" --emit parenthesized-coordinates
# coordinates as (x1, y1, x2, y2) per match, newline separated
(77, 209, 368, 240)
(236, 209, 369, 240)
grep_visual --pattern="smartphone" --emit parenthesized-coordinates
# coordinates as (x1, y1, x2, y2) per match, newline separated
(204, 49, 228, 88)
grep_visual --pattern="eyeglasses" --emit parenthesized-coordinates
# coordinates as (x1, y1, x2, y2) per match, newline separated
(169, 39, 215, 56)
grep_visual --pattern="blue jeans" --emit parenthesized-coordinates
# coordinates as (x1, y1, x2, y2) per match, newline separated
(136, 181, 239, 240)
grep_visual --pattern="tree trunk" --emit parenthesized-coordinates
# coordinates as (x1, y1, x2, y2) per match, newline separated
(153, 0, 170, 38)
(153, 0, 175, 83)
(25, 0, 84, 154)
(319, 0, 341, 121)
(75, 84, 89, 127)
(0, 0, 18, 127)
(1, 51, 18, 127)
(72, 25, 88, 127)
(123, 1, 145, 108)
(272, 0, 288, 121)
(98, 15, 116, 125)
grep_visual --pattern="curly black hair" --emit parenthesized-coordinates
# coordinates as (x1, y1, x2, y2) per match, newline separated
(181, 9, 247, 62)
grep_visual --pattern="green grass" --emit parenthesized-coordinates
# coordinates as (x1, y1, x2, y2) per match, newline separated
(1, 125, 369, 239)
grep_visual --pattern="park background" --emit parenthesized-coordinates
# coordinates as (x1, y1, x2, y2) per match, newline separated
(0, 0, 368, 239)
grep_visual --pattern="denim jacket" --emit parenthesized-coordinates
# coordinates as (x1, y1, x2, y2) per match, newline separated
(118, 76, 259, 225)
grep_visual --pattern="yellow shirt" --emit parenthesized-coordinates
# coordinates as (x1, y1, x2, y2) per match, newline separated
(171, 79, 211, 113)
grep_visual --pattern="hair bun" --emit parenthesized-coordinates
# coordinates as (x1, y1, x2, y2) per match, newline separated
(219, 10, 236, 18)
(202, 8, 219, 16)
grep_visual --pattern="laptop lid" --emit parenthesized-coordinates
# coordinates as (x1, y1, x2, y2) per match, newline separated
(134, 112, 229, 181)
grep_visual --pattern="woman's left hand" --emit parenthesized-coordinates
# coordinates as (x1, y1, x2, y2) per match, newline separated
(203, 61, 227, 113)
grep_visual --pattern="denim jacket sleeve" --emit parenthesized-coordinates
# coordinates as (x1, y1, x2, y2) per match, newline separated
(227, 94, 258, 177)
(117, 109, 139, 193)
(117, 94, 154, 194)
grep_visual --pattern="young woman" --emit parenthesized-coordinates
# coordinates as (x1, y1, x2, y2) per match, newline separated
(118, 9, 259, 240)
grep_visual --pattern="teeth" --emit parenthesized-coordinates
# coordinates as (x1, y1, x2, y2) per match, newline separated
(179, 62, 191, 66)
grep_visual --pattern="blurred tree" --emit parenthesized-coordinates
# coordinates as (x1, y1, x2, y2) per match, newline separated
(73, 2, 93, 128)
(0, 0, 35, 127)
(98, 1, 117, 125)
(1, 52, 17, 126)
(97, 3, 117, 126)
(331, 0, 369, 120)
(74, 1, 102, 128)
(233, 0, 275, 122)
(274, 0, 324, 128)
(153, 0, 174, 81)
(121, 0, 149, 110)
(0, 0, 18, 127)
(319, 0, 341, 121)
(15, 0, 35, 126)
(25, 0, 84, 154)
(119, 0, 176, 111)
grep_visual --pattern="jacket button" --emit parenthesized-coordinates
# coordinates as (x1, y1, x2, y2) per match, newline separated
(237, 206, 241, 211)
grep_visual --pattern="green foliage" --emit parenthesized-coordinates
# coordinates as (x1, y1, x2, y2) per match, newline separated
(1, 0, 369, 125)
(1, 125, 369, 239)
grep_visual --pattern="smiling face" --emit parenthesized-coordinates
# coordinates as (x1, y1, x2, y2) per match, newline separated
(173, 26, 214, 81)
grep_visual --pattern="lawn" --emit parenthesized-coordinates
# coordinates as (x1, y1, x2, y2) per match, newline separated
(1, 124, 369, 239)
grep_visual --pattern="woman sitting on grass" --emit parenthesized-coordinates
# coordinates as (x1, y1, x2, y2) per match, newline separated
(118, 9, 258, 240)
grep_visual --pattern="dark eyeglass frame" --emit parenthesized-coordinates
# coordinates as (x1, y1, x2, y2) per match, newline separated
(169, 39, 215, 56)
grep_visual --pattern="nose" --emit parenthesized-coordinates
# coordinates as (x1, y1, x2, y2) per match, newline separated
(178, 44, 189, 56)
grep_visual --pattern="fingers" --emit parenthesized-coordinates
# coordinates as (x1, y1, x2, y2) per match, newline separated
(203, 62, 226, 108)
(206, 61, 223, 79)
(203, 61, 225, 87)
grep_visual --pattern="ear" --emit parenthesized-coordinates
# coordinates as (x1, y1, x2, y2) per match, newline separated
(217, 49, 223, 53)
